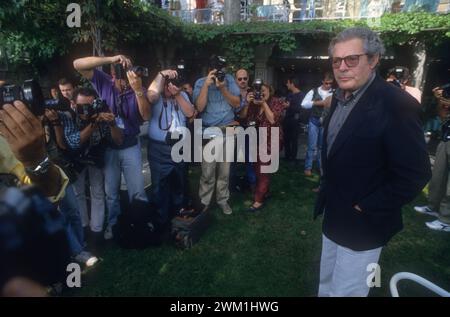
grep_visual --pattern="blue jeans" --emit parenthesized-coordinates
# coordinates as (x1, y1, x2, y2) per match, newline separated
(305, 117, 323, 171)
(104, 142, 147, 227)
(59, 184, 84, 256)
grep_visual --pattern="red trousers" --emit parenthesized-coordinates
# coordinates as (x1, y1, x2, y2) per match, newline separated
(254, 160, 271, 203)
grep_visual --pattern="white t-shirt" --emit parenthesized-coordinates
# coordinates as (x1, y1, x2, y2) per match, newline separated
(301, 86, 333, 109)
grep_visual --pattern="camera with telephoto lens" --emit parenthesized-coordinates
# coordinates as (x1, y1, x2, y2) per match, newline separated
(0, 179, 71, 289)
(76, 98, 109, 122)
(114, 64, 149, 80)
(209, 55, 227, 83)
(166, 61, 187, 88)
(252, 78, 263, 101)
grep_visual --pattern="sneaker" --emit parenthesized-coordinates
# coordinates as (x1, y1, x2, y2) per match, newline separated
(218, 202, 232, 215)
(426, 220, 450, 232)
(74, 251, 99, 267)
(414, 206, 439, 217)
(104, 225, 113, 240)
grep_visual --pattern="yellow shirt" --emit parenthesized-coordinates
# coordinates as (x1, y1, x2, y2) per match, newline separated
(0, 136, 68, 202)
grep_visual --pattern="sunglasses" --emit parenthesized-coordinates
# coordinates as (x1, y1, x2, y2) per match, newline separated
(237, 77, 248, 82)
(332, 54, 367, 69)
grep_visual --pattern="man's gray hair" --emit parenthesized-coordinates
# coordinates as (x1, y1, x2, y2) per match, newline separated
(328, 27, 385, 59)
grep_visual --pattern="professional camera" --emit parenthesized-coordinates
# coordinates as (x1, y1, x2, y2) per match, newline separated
(387, 67, 407, 88)
(0, 79, 46, 116)
(166, 61, 187, 87)
(0, 182, 71, 289)
(114, 64, 149, 80)
(252, 78, 263, 101)
(44, 97, 71, 112)
(209, 55, 227, 83)
(76, 98, 109, 121)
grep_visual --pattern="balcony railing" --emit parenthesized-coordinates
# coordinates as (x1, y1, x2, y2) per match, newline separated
(166, 0, 450, 25)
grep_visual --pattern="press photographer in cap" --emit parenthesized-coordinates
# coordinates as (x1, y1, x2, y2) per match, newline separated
(414, 83, 450, 232)
(73, 54, 149, 240)
(193, 55, 241, 215)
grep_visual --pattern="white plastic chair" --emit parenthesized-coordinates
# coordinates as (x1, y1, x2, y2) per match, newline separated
(390, 272, 450, 297)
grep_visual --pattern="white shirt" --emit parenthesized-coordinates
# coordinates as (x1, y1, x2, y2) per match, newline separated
(301, 86, 333, 109)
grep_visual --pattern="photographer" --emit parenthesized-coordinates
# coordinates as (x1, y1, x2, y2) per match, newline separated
(386, 66, 422, 104)
(240, 81, 285, 212)
(0, 101, 68, 202)
(60, 87, 123, 243)
(73, 55, 149, 240)
(414, 84, 450, 232)
(193, 55, 241, 215)
(146, 69, 195, 226)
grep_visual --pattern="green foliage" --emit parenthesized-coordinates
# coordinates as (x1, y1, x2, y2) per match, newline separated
(0, 0, 448, 73)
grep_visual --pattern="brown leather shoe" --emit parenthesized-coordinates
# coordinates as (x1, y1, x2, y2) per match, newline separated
(304, 170, 312, 177)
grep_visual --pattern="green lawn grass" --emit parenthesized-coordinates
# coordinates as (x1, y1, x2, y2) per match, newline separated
(67, 161, 450, 297)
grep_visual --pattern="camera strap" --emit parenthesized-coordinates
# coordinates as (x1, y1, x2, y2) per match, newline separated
(159, 98, 181, 132)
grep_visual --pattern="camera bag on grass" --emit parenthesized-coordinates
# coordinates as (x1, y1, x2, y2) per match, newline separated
(171, 210, 213, 249)
(113, 198, 162, 249)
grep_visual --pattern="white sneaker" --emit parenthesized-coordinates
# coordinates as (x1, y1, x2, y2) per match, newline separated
(218, 202, 232, 215)
(414, 206, 439, 217)
(104, 225, 113, 240)
(426, 220, 450, 232)
(74, 251, 99, 267)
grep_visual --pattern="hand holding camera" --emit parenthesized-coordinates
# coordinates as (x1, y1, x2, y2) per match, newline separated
(167, 82, 181, 97)
(111, 55, 132, 69)
(0, 101, 47, 168)
(126, 70, 143, 93)
(205, 69, 217, 87)
(95, 112, 116, 125)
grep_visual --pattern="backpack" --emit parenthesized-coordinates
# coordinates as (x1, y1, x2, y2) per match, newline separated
(113, 199, 162, 249)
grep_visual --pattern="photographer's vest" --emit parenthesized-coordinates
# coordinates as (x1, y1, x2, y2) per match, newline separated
(311, 88, 324, 118)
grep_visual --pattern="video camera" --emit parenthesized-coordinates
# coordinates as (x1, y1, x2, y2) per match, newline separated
(209, 55, 227, 83)
(0, 181, 71, 289)
(166, 61, 187, 87)
(114, 64, 149, 80)
(76, 98, 109, 121)
(0, 79, 70, 116)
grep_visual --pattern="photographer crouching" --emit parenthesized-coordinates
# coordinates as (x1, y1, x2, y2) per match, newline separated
(146, 69, 195, 227)
(58, 88, 123, 247)
(414, 84, 450, 232)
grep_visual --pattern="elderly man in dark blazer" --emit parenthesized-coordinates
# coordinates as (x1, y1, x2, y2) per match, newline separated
(314, 27, 431, 297)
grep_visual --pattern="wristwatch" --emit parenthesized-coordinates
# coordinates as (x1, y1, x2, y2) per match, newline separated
(25, 156, 51, 176)
(135, 90, 144, 97)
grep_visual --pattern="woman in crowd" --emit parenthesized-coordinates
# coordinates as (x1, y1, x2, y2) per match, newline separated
(240, 82, 285, 212)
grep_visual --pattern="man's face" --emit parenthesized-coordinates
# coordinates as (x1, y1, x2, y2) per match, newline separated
(75, 94, 95, 121)
(322, 79, 334, 90)
(59, 83, 74, 100)
(182, 83, 193, 96)
(235, 70, 249, 89)
(285, 80, 292, 91)
(332, 38, 379, 93)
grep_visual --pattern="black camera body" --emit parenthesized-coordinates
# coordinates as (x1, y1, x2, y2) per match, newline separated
(167, 62, 187, 87)
(0, 79, 46, 116)
(77, 98, 109, 121)
(44, 98, 71, 112)
(210, 55, 227, 83)
(114, 64, 149, 80)
(0, 183, 71, 289)
(252, 78, 263, 101)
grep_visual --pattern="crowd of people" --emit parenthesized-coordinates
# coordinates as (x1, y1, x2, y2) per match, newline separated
(1, 26, 448, 297)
